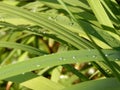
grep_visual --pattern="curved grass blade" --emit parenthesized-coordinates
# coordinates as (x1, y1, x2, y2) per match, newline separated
(0, 41, 47, 55)
(1, 3, 120, 49)
(0, 2, 94, 49)
(0, 49, 119, 80)
(62, 78, 120, 90)
(6, 73, 65, 90)
(20, 76, 65, 90)
(6, 72, 38, 83)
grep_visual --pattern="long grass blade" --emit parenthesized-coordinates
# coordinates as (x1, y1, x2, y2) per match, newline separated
(62, 78, 120, 90)
(0, 49, 119, 80)
(0, 2, 94, 49)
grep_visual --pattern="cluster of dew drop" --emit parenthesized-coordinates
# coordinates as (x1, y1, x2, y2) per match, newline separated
(27, 26, 47, 34)
(104, 53, 120, 61)
(48, 16, 57, 21)
(58, 55, 77, 62)
(21, 64, 41, 75)
(59, 57, 66, 61)
(48, 17, 53, 20)
(87, 49, 98, 59)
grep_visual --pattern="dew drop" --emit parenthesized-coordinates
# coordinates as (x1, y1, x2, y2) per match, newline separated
(88, 68, 95, 75)
(36, 65, 40, 67)
(48, 17, 53, 20)
(22, 72, 25, 75)
(115, 58, 119, 61)
(106, 69, 110, 72)
(92, 55, 96, 58)
(88, 62, 92, 65)
(105, 54, 108, 57)
(72, 56, 76, 59)
(59, 57, 63, 61)
(60, 75, 68, 79)
(43, 31, 46, 34)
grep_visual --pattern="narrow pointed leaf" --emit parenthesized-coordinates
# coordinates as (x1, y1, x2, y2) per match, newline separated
(0, 49, 119, 80)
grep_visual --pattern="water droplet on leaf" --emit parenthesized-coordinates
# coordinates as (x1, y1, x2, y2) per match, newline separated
(88, 62, 92, 65)
(106, 69, 110, 72)
(43, 31, 46, 34)
(59, 57, 63, 61)
(92, 55, 96, 58)
(72, 56, 76, 59)
(115, 58, 119, 61)
(22, 72, 25, 75)
(105, 54, 108, 57)
(48, 17, 53, 20)
(37, 65, 40, 67)
(60, 75, 68, 79)
(88, 68, 95, 75)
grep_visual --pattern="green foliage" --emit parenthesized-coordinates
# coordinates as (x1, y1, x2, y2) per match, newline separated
(0, 0, 120, 90)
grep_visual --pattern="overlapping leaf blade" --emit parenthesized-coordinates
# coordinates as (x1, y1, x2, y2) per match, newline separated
(62, 78, 120, 90)
(0, 49, 119, 80)
(0, 41, 47, 55)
